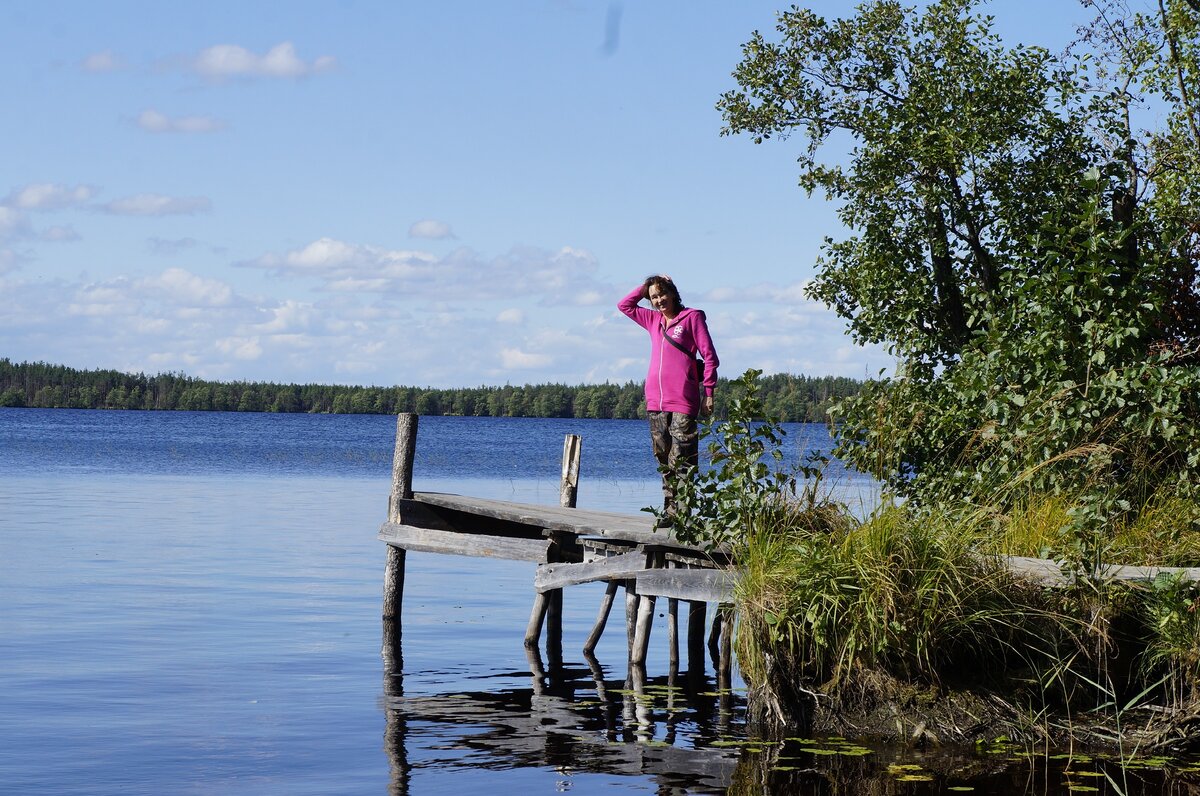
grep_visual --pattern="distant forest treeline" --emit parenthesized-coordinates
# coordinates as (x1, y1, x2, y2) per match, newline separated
(0, 359, 862, 422)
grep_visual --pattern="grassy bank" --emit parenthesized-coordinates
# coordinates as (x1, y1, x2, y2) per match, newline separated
(731, 486, 1200, 752)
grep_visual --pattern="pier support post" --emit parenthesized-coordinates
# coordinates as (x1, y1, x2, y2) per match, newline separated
(583, 580, 619, 654)
(717, 603, 734, 690)
(687, 598, 707, 675)
(544, 532, 566, 668)
(383, 413, 418, 621)
(631, 592, 657, 666)
(625, 580, 639, 656)
(667, 561, 679, 677)
(668, 596, 679, 676)
(631, 550, 663, 666)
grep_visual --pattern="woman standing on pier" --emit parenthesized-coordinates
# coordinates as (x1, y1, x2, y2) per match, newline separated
(618, 275, 719, 513)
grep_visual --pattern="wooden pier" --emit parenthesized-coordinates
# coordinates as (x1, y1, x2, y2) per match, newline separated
(378, 413, 738, 678)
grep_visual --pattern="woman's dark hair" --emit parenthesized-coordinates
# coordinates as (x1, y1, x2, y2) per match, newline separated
(644, 275, 684, 309)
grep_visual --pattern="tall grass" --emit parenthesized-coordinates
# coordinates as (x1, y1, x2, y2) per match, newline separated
(735, 497, 1042, 720)
(732, 483, 1200, 747)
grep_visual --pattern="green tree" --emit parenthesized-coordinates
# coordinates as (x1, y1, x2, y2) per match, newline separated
(0, 387, 25, 407)
(720, 0, 1095, 367)
(720, 0, 1200, 506)
(105, 386, 129, 409)
(414, 390, 441, 416)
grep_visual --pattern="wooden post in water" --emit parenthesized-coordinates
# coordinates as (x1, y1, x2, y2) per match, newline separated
(687, 596, 707, 676)
(549, 435, 580, 660)
(560, 434, 581, 508)
(631, 550, 663, 666)
(383, 413, 418, 621)
(524, 434, 581, 653)
(544, 532, 566, 667)
(625, 580, 639, 657)
(667, 596, 679, 676)
(583, 580, 619, 654)
(717, 603, 735, 690)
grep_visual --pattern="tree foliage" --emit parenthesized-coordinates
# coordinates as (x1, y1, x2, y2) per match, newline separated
(720, 0, 1200, 508)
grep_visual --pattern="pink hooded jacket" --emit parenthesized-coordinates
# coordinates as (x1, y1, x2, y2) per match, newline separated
(619, 286, 719, 416)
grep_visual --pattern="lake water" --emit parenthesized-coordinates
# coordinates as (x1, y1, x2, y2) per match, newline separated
(1, 408, 1191, 794)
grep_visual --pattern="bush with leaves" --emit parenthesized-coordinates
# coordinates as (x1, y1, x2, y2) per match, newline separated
(648, 369, 827, 551)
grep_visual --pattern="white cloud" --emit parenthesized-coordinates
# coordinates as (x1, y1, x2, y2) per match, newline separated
(215, 336, 263, 360)
(500, 347, 553, 369)
(81, 50, 122, 72)
(102, 194, 212, 216)
(284, 237, 369, 269)
(66, 280, 141, 317)
(146, 351, 200, 370)
(192, 42, 336, 80)
(4, 183, 95, 210)
(408, 219, 455, 239)
(0, 207, 26, 239)
(248, 300, 315, 333)
(138, 109, 225, 134)
(138, 268, 233, 307)
(0, 246, 887, 387)
(496, 308, 525, 324)
(246, 238, 614, 307)
(702, 280, 819, 306)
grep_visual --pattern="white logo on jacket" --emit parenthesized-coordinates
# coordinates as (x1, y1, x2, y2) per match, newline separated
(671, 325, 684, 339)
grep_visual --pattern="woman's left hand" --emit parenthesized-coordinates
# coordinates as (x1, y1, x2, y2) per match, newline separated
(700, 395, 714, 416)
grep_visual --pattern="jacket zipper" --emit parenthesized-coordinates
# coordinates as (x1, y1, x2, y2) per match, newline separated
(656, 331, 665, 411)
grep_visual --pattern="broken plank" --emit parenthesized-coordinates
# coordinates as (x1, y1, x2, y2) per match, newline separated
(633, 568, 738, 603)
(535, 550, 649, 592)
(379, 521, 550, 562)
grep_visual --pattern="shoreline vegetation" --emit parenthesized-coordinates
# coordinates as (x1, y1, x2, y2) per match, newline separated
(705, 0, 1200, 764)
(685, 373, 1200, 759)
(0, 358, 861, 422)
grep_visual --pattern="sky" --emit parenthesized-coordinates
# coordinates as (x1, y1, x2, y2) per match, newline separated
(1, 1, 1095, 389)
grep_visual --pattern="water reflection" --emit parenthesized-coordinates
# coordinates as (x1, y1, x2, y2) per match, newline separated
(381, 621, 745, 794)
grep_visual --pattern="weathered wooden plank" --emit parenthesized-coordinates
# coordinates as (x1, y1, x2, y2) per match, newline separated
(1102, 563, 1200, 582)
(379, 521, 550, 562)
(633, 568, 738, 603)
(535, 550, 650, 592)
(413, 491, 685, 547)
(1002, 556, 1068, 585)
(1001, 555, 1200, 585)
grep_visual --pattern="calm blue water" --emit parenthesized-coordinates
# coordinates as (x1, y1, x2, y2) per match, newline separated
(0, 408, 867, 795)
(9, 409, 1171, 795)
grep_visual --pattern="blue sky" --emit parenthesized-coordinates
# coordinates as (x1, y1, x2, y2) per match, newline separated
(1, 1, 1094, 388)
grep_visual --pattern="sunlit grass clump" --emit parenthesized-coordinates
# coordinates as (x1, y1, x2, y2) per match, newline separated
(731, 487, 1200, 747)
(735, 498, 1037, 714)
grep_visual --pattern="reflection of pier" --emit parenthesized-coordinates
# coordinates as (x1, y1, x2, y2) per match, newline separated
(378, 413, 737, 678)
(381, 644, 743, 794)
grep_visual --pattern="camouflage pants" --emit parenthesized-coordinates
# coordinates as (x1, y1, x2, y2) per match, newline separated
(648, 411, 698, 513)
